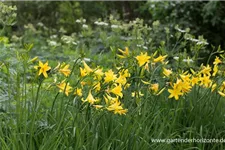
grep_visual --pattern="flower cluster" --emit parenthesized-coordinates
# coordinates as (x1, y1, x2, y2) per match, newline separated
(168, 56, 223, 100)
(33, 46, 225, 115)
(79, 60, 130, 115)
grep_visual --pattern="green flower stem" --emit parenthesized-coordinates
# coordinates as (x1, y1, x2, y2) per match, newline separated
(50, 92, 59, 114)
(53, 57, 81, 129)
(34, 79, 43, 110)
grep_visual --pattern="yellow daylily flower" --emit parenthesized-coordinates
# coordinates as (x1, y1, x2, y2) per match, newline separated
(135, 52, 151, 67)
(59, 64, 71, 77)
(93, 105, 103, 109)
(212, 65, 218, 76)
(107, 99, 127, 115)
(93, 82, 101, 92)
(29, 56, 38, 63)
(168, 87, 182, 100)
(219, 81, 225, 92)
(150, 83, 159, 93)
(211, 83, 217, 92)
(35, 61, 51, 78)
(110, 84, 123, 98)
(199, 75, 211, 88)
(218, 91, 225, 97)
(117, 47, 129, 58)
(163, 68, 172, 77)
(94, 67, 104, 80)
(74, 88, 82, 97)
(57, 81, 72, 96)
(124, 83, 131, 89)
(119, 69, 130, 78)
(104, 94, 118, 105)
(80, 67, 87, 77)
(141, 80, 150, 85)
(200, 64, 211, 76)
(83, 61, 93, 74)
(180, 73, 191, 82)
(153, 55, 167, 63)
(82, 91, 98, 105)
(190, 76, 199, 86)
(115, 75, 127, 85)
(213, 56, 222, 65)
(104, 69, 117, 83)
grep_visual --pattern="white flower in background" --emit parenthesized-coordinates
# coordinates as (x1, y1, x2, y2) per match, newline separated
(175, 25, 186, 33)
(59, 27, 67, 33)
(137, 44, 142, 48)
(47, 39, 61, 47)
(94, 21, 98, 25)
(143, 46, 148, 50)
(77, 58, 91, 64)
(191, 39, 199, 42)
(197, 41, 209, 45)
(76, 19, 81, 23)
(48, 40, 57, 46)
(176, 27, 186, 33)
(84, 58, 91, 62)
(11, 35, 21, 42)
(72, 42, 77, 45)
(175, 25, 190, 33)
(104, 22, 108, 26)
(120, 36, 134, 41)
(98, 22, 103, 25)
(136, 44, 147, 50)
(100, 22, 109, 26)
(76, 19, 86, 23)
(151, 4, 155, 8)
(37, 22, 44, 27)
(24, 23, 36, 32)
(43, 26, 48, 31)
(152, 20, 160, 27)
(50, 35, 58, 39)
(82, 24, 88, 29)
(94, 21, 108, 26)
(183, 58, 193, 63)
(173, 56, 179, 60)
(61, 35, 77, 45)
(111, 24, 122, 29)
(186, 37, 209, 45)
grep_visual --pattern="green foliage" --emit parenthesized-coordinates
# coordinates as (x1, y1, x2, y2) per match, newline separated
(0, 2, 17, 26)
(202, 1, 225, 26)
(1, 2, 225, 150)
(9, 1, 225, 51)
(147, 1, 225, 50)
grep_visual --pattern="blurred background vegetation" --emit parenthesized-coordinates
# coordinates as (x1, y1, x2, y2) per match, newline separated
(3, 1, 225, 51)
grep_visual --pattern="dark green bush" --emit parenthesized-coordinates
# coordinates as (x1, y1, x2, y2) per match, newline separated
(147, 1, 225, 49)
